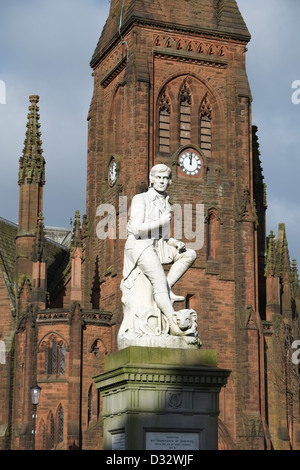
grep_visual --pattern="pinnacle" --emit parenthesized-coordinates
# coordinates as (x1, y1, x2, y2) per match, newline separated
(32, 211, 46, 262)
(71, 211, 82, 248)
(18, 95, 45, 185)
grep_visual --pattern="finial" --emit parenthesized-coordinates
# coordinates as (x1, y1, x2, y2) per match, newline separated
(265, 230, 276, 276)
(18, 95, 45, 185)
(29, 95, 39, 104)
(71, 211, 82, 248)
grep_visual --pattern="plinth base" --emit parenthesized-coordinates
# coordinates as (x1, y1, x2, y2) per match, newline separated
(93, 347, 230, 450)
(118, 334, 200, 349)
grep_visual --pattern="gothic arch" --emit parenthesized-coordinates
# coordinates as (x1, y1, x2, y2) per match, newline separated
(218, 418, 235, 450)
(90, 337, 108, 357)
(205, 206, 221, 261)
(176, 38, 185, 51)
(156, 72, 224, 123)
(47, 410, 55, 450)
(56, 403, 64, 446)
(155, 73, 224, 159)
(153, 35, 163, 47)
(38, 332, 68, 377)
(37, 418, 46, 450)
(38, 331, 69, 352)
(197, 42, 205, 54)
(200, 93, 213, 158)
(165, 36, 176, 49)
(187, 41, 195, 52)
(87, 382, 101, 425)
(107, 84, 124, 156)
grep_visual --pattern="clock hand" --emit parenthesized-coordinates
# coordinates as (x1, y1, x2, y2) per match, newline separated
(189, 153, 192, 165)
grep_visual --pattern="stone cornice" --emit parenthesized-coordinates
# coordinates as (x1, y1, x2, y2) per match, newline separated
(95, 363, 230, 393)
(100, 56, 127, 88)
(91, 16, 248, 69)
(36, 308, 113, 326)
(154, 49, 228, 69)
(99, 41, 227, 89)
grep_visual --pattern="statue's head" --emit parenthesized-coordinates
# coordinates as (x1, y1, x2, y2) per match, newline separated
(149, 164, 172, 190)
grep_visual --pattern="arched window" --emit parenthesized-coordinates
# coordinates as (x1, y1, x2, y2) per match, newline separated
(200, 96, 212, 157)
(42, 335, 67, 377)
(180, 83, 191, 146)
(45, 407, 64, 449)
(60, 343, 66, 375)
(36, 419, 47, 450)
(88, 384, 93, 424)
(207, 209, 220, 261)
(158, 92, 171, 153)
(108, 86, 123, 155)
(42, 422, 46, 450)
(58, 406, 64, 444)
(49, 413, 55, 450)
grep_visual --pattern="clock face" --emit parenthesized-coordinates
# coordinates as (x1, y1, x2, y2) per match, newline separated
(178, 150, 202, 176)
(108, 159, 117, 186)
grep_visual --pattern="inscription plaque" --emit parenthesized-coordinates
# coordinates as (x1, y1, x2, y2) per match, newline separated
(146, 431, 200, 450)
(112, 432, 126, 450)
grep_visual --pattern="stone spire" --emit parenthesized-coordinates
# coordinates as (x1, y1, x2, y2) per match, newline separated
(18, 95, 45, 186)
(265, 231, 276, 277)
(71, 210, 82, 249)
(265, 231, 280, 319)
(70, 211, 83, 302)
(15, 95, 46, 293)
(280, 229, 292, 321)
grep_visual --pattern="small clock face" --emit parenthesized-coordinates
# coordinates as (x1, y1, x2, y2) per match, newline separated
(178, 150, 202, 176)
(108, 159, 117, 186)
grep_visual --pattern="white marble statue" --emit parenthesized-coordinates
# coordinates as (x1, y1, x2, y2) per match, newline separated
(118, 164, 201, 349)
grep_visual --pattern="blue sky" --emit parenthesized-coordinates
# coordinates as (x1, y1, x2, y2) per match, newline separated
(0, 0, 300, 265)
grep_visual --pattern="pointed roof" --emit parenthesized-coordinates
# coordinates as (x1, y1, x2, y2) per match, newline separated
(0, 217, 70, 302)
(18, 95, 45, 185)
(0, 217, 18, 303)
(91, 0, 250, 67)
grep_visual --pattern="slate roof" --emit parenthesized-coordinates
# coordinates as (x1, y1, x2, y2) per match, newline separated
(0, 218, 17, 301)
(0, 217, 71, 302)
(91, 0, 250, 67)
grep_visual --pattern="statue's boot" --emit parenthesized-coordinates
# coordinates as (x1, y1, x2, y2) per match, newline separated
(154, 292, 182, 335)
(167, 258, 195, 303)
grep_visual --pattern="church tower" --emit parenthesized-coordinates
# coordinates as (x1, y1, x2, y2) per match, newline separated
(15, 95, 46, 300)
(84, 0, 267, 449)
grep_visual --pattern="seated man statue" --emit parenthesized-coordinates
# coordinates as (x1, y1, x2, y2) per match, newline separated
(119, 164, 199, 347)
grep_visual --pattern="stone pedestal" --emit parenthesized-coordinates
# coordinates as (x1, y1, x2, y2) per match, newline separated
(93, 347, 230, 450)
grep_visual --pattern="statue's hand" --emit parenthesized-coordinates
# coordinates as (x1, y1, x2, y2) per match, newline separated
(160, 211, 171, 226)
(167, 238, 186, 252)
(175, 241, 186, 253)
